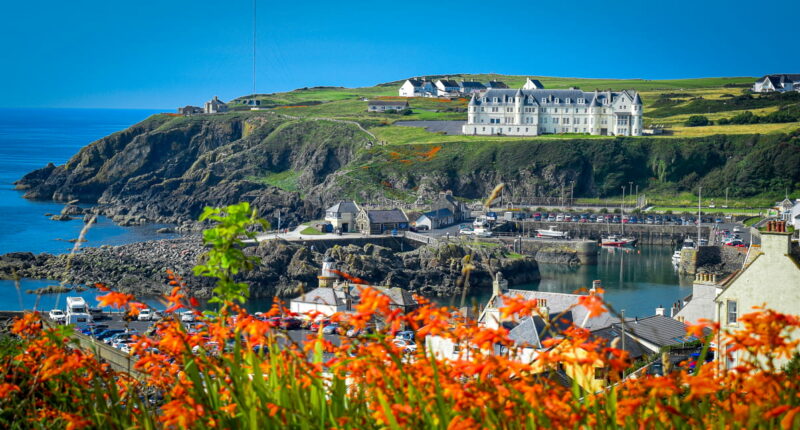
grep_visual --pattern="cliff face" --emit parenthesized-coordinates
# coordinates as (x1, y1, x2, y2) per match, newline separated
(16, 113, 372, 228)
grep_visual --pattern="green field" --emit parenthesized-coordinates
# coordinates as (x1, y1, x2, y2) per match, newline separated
(216, 73, 800, 140)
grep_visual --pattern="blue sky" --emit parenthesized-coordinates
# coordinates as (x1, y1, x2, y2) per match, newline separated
(1, 0, 797, 109)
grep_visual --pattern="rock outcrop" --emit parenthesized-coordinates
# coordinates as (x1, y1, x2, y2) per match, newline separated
(0, 238, 538, 300)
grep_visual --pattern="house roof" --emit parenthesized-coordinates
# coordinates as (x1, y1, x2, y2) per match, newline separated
(525, 78, 544, 88)
(490, 289, 616, 331)
(469, 89, 640, 106)
(350, 285, 417, 307)
(589, 326, 650, 359)
(421, 208, 453, 220)
(327, 201, 359, 214)
(759, 74, 800, 86)
(293, 287, 341, 306)
(368, 100, 408, 107)
(437, 79, 459, 87)
(487, 80, 508, 88)
(459, 81, 487, 89)
(612, 315, 696, 348)
(406, 79, 423, 87)
(365, 209, 408, 224)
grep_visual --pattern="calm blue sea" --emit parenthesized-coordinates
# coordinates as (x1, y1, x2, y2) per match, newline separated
(0, 108, 173, 310)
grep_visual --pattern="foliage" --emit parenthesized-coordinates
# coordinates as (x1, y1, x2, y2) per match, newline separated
(685, 115, 711, 127)
(299, 226, 324, 235)
(193, 202, 270, 306)
(2, 206, 800, 428)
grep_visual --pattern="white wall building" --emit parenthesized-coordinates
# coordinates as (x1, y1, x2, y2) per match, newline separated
(435, 79, 461, 97)
(714, 222, 800, 368)
(204, 96, 229, 114)
(522, 78, 544, 90)
(398, 79, 436, 97)
(324, 201, 359, 233)
(462, 88, 643, 137)
(753, 74, 800, 93)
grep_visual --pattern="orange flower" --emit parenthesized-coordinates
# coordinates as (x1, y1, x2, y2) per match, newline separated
(96, 291, 134, 309)
(0, 383, 20, 398)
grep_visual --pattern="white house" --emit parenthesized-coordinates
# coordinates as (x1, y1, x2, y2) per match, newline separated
(414, 208, 454, 230)
(324, 201, 359, 233)
(522, 78, 545, 90)
(714, 221, 800, 368)
(398, 78, 436, 97)
(462, 88, 643, 137)
(204, 96, 229, 114)
(753, 74, 800, 93)
(434, 79, 461, 97)
(367, 100, 409, 113)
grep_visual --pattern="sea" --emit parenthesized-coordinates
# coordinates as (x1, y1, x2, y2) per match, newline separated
(0, 108, 171, 311)
(0, 108, 693, 316)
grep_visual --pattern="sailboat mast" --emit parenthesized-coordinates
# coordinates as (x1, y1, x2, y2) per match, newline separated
(253, 0, 257, 96)
(621, 186, 625, 235)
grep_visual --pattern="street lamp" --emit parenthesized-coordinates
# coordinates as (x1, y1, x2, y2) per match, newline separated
(570, 181, 575, 207)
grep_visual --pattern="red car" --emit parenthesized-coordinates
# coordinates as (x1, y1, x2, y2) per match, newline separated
(266, 317, 281, 328)
(310, 319, 331, 332)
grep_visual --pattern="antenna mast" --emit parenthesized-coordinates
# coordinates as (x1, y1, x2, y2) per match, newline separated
(252, 0, 257, 97)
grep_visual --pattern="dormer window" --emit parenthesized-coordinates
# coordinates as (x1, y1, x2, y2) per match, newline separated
(493, 97, 498, 103)
(554, 98, 559, 104)
(565, 98, 570, 104)
(578, 98, 584, 104)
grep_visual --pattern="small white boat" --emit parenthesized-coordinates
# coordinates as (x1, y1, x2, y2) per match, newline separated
(682, 238, 696, 249)
(672, 250, 682, 265)
(536, 226, 569, 238)
(601, 235, 637, 247)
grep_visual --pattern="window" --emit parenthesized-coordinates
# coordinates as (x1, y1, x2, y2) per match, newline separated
(480, 107, 484, 112)
(563, 118, 570, 124)
(554, 98, 559, 103)
(565, 98, 570, 104)
(453, 342, 460, 354)
(727, 300, 737, 324)
(553, 118, 559, 124)
(577, 98, 584, 104)
(493, 97, 498, 103)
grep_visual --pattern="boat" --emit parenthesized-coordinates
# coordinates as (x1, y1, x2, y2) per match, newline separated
(601, 234, 637, 247)
(682, 238, 696, 249)
(672, 250, 682, 265)
(536, 226, 569, 239)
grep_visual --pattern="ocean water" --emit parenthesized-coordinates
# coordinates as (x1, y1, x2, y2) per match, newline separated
(0, 108, 174, 310)
(436, 244, 692, 318)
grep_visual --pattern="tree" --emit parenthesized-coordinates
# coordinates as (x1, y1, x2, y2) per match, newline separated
(685, 115, 710, 127)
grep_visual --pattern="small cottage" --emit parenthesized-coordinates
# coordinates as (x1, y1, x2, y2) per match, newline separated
(204, 96, 229, 114)
(415, 208, 454, 230)
(355, 208, 409, 235)
(177, 105, 203, 116)
(324, 201, 359, 232)
(367, 100, 409, 112)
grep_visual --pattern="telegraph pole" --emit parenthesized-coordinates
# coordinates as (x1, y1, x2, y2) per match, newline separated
(697, 186, 702, 245)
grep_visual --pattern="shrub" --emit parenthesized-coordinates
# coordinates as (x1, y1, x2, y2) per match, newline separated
(685, 115, 710, 127)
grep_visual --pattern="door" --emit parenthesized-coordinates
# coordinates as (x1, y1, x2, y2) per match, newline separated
(342, 223, 349, 232)
(600, 128, 608, 136)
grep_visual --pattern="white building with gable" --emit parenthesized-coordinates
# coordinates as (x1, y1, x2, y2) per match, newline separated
(462, 88, 643, 136)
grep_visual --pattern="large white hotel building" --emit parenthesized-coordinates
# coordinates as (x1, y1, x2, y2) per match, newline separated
(462, 87, 643, 137)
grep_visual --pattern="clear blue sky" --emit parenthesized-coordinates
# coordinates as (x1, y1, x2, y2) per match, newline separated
(2, 0, 797, 109)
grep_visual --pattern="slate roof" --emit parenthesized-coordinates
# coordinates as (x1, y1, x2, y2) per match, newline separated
(351, 285, 417, 308)
(469, 89, 641, 107)
(459, 81, 486, 90)
(589, 326, 651, 359)
(421, 208, 453, 220)
(406, 79, 423, 87)
(437, 79, 459, 88)
(611, 315, 697, 348)
(508, 317, 542, 348)
(293, 287, 342, 306)
(327, 201, 359, 214)
(368, 100, 408, 107)
(490, 289, 620, 331)
(487, 80, 508, 88)
(365, 209, 408, 224)
(759, 74, 800, 86)
(525, 78, 544, 88)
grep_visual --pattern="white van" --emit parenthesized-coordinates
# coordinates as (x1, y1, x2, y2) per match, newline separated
(65, 297, 93, 325)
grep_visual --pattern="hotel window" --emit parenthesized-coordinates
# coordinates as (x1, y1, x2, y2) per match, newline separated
(727, 300, 738, 324)
(493, 97, 498, 103)
(554, 98, 559, 103)
(553, 118, 559, 124)
(480, 107, 484, 112)
(565, 98, 570, 103)
(577, 98, 584, 104)
(563, 118, 570, 124)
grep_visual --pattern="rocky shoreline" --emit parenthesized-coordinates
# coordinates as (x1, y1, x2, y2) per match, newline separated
(0, 236, 540, 301)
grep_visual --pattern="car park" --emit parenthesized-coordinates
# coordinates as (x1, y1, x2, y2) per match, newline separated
(279, 317, 302, 330)
(95, 329, 125, 341)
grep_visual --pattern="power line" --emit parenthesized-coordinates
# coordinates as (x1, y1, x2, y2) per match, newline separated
(253, 0, 257, 96)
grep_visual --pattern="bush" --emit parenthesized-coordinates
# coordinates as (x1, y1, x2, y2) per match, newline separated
(685, 115, 710, 127)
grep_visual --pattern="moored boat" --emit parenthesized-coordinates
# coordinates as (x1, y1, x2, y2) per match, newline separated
(536, 226, 569, 239)
(601, 234, 637, 247)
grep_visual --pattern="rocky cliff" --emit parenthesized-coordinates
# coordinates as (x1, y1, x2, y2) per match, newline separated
(0, 238, 538, 300)
(16, 113, 373, 228)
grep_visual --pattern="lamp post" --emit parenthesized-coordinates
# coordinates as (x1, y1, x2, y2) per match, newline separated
(628, 181, 633, 209)
(570, 181, 575, 207)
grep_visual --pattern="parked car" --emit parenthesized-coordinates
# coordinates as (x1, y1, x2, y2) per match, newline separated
(392, 338, 417, 353)
(95, 329, 125, 341)
(322, 323, 340, 335)
(180, 311, 195, 322)
(138, 308, 153, 321)
(310, 319, 332, 332)
(280, 317, 302, 330)
(395, 331, 415, 342)
(48, 309, 66, 323)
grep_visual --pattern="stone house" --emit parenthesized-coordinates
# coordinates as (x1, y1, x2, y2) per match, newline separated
(753, 74, 800, 93)
(177, 105, 203, 116)
(324, 201, 359, 233)
(355, 208, 409, 234)
(414, 208, 454, 230)
(432, 191, 467, 222)
(367, 100, 409, 112)
(204, 96, 229, 114)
